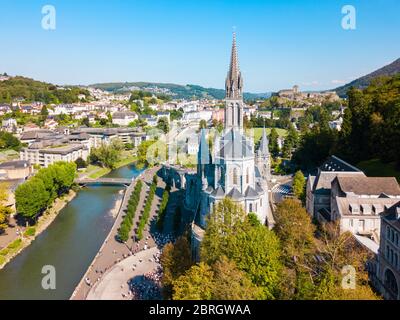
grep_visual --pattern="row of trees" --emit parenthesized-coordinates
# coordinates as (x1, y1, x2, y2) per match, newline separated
(161, 197, 379, 300)
(117, 180, 143, 243)
(15, 162, 76, 220)
(136, 175, 158, 240)
(156, 185, 171, 232)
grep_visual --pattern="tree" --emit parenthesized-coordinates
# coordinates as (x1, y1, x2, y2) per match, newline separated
(282, 124, 298, 158)
(199, 119, 207, 130)
(200, 198, 283, 299)
(0, 131, 22, 151)
(172, 256, 262, 300)
(0, 182, 12, 232)
(90, 139, 124, 169)
(40, 105, 49, 117)
(292, 127, 338, 171)
(15, 178, 49, 219)
(292, 171, 306, 202)
(172, 263, 214, 300)
(157, 117, 170, 134)
(211, 256, 262, 300)
(160, 236, 193, 299)
(274, 199, 315, 269)
(75, 157, 87, 169)
(269, 128, 280, 157)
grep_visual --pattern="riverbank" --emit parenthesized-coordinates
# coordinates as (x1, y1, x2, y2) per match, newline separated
(0, 190, 77, 270)
(84, 154, 138, 180)
(71, 166, 161, 300)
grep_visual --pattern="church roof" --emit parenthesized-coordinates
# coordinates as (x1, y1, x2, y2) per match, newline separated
(211, 186, 225, 198)
(255, 182, 264, 194)
(254, 166, 261, 178)
(198, 129, 210, 165)
(227, 187, 244, 200)
(258, 127, 269, 156)
(219, 129, 253, 158)
(245, 186, 259, 198)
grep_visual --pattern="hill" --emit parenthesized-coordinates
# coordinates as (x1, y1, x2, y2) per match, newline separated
(89, 82, 271, 101)
(0, 76, 90, 104)
(334, 58, 400, 97)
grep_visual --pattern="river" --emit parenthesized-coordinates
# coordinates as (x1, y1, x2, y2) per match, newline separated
(0, 164, 142, 300)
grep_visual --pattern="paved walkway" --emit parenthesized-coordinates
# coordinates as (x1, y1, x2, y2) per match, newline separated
(71, 166, 165, 300)
(87, 247, 159, 300)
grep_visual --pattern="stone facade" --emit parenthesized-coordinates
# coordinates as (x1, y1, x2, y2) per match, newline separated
(374, 203, 400, 300)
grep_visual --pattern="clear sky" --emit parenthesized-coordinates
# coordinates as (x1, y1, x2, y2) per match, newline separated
(0, 0, 399, 92)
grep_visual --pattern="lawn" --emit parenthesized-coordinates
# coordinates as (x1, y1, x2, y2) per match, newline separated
(357, 159, 400, 183)
(249, 127, 288, 144)
(84, 152, 137, 179)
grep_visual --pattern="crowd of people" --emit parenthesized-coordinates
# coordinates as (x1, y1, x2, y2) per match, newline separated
(128, 251, 163, 300)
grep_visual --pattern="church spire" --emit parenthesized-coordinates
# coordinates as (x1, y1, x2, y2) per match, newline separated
(225, 32, 243, 100)
(258, 126, 270, 157)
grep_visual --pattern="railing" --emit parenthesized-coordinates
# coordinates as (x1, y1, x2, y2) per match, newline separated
(75, 177, 133, 186)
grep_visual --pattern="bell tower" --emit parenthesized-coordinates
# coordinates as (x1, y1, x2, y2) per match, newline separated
(225, 32, 244, 131)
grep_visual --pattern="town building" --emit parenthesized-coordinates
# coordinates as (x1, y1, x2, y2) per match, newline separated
(306, 155, 365, 220)
(112, 111, 138, 126)
(20, 140, 89, 168)
(0, 160, 33, 180)
(375, 202, 400, 300)
(330, 176, 400, 241)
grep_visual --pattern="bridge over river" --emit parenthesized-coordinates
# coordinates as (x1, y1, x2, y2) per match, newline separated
(75, 177, 134, 186)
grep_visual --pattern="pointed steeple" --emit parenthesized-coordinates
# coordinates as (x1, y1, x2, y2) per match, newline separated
(258, 126, 269, 157)
(225, 32, 243, 100)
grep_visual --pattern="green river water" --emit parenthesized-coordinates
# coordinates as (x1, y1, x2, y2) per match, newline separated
(0, 164, 142, 300)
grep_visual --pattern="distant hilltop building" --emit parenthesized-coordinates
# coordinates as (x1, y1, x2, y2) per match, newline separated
(179, 33, 273, 260)
(274, 85, 340, 104)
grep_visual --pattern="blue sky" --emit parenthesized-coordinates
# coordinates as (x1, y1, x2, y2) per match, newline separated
(0, 0, 399, 92)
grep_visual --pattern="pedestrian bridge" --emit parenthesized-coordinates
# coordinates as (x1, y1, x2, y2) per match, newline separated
(75, 177, 133, 186)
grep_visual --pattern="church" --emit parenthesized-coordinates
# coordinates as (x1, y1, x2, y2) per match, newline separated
(182, 34, 272, 259)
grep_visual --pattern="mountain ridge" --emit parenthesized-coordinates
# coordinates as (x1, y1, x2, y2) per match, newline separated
(333, 58, 400, 97)
(89, 82, 272, 101)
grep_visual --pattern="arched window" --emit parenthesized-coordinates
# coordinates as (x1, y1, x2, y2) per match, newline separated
(233, 168, 238, 185)
(249, 203, 253, 212)
(384, 269, 399, 297)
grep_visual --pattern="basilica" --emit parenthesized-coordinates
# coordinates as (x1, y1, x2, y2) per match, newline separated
(183, 34, 272, 258)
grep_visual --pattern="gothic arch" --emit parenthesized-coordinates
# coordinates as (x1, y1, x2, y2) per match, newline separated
(384, 268, 399, 298)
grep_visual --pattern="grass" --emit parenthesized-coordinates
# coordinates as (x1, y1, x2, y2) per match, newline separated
(357, 159, 400, 183)
(24, 227, 36, 238)
(87, 165, 111, 179)
(248, 127, 288, 144)
(0, 238, 23, 257)
(0, 255, 5, 266)
(85, 152, 137, 180)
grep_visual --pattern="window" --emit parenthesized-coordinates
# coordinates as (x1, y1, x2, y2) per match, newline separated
(249, 203, 253, 212)
(233, 168, 238, 185)
(246, 168, 249, 184)
(260, 199, 262, 207)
